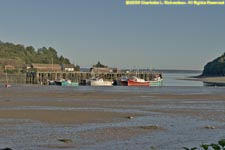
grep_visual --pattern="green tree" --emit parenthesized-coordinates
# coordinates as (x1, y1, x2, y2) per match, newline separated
(0, 41, 72, 65)
(93, 61, 108, 68)
(202, 52, 225, 76)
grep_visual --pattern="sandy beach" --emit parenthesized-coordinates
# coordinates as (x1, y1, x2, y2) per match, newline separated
(0, 85, 225, 150)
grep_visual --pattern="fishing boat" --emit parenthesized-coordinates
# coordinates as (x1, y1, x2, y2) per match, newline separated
(48, 80, 56, 85)
(117, 75, 163, 86)
(115, 76, 128, 86)
(149, 77, 163, 86)
(5, 84, 11, 88)
(87, 78, 112, 86)
(54, 79, 79, 86)
(128, 76, 150, 86)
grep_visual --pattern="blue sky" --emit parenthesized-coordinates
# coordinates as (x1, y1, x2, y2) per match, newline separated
(0, 0, 224, 70)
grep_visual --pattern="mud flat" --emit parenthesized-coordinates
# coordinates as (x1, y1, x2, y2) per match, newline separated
(199, 76, 225, 86)
(0, 85, 224, 150)
(178, 76, 225, 86)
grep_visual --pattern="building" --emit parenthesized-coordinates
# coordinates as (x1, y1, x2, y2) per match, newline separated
(31, 64, 61, 72)
(90, 67, 118, 73)
(4, 65, 15, 70)
(62, 64, 75, 72)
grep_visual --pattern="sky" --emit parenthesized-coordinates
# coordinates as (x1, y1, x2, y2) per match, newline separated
(0, 0, 224, 70)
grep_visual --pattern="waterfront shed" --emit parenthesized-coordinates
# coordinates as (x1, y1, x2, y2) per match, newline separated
(4, 65, 15, 70)
(31, 64, 61, 72)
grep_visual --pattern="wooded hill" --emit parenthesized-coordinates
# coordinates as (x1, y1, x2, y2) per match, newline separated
(0, 41, 71, 67)
(202, 52, 225, 76)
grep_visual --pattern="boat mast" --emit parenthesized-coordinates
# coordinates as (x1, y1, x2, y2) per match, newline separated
(5, 70, 8, 85)
(51, 57, 53, 72)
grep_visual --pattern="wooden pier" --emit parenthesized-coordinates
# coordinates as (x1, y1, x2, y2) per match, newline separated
(26, 71, 162, 85)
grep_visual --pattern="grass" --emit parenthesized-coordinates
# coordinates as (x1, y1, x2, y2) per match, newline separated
(183, 139, 225, 150)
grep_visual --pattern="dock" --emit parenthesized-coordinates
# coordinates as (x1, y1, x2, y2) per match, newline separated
(26, 71, 162, 85)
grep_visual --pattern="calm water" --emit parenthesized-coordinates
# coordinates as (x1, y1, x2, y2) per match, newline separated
(162, 72, 203, 86)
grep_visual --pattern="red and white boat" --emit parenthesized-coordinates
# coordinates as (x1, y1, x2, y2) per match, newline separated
(128, 76, 150, 86)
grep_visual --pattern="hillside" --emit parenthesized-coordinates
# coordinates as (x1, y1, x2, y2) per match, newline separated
(202, 52, 225, 76)
(0, 41, 71, 66)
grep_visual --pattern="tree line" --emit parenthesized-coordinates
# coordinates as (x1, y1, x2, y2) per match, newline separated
(0, 41, 71, 66)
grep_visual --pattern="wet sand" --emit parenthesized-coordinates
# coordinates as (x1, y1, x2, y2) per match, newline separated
(0, 110, 135, 124)
(0, 88, 143, 124)
(0, 85, 225, 150)
(199, 76, 225, 84)
(182, 76, 225, 84)
(179, 76, 225, 86)
(1, 89, 224, 122)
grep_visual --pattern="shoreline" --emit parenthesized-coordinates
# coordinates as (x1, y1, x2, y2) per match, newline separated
(178, 75, 225, 86)
(198, 76, 225, 83)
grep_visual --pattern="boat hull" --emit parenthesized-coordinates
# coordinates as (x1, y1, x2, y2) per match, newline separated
(90, 80, 112, 86)
(61, 81, 79, 86)
(128, 78, 163, 86)
(128, 80, 150, 86)
(54, 80, 79, 86)
(149, 79, 163, 86)
(119, 81, 128, 86)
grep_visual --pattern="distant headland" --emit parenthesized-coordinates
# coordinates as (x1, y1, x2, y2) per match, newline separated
(202, 52, 225, 77)
(197, 52, 225, 86)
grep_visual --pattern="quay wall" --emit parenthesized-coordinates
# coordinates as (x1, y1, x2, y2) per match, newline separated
(0, 73, 26, 84)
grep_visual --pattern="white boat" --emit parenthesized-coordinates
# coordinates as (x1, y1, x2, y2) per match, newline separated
(53, 79, 79, 86)
(87, 78, 112, 86)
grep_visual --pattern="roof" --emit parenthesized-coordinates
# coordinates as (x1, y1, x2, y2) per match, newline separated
(62, 64, 75, 68)
(92, 67, 110, 70)
(32, 64, 61, 68)
(31, 64, 61, 71)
